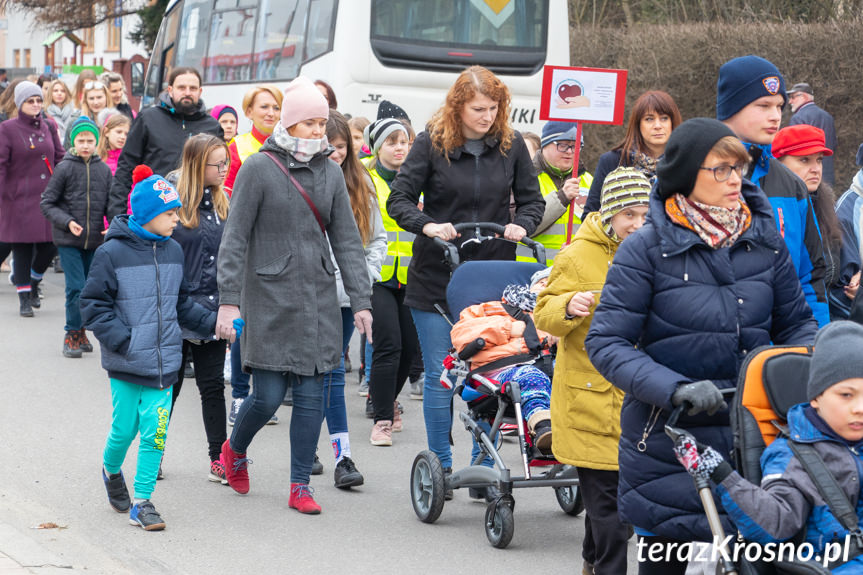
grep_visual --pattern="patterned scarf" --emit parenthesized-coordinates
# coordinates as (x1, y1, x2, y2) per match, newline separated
(666, 193, 752, 249)
(271, 121, 329, 163)
(630, 150, 660, 181)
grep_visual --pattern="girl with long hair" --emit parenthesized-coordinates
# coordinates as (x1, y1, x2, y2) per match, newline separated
(583, 90, 682, 216)
(98, 114, 131, 175)
(79, 80, 112, 123)
(386, 65, 544, 495)
(45, 79, 79, 142)
(315, 110, 385, 486)
(166, 134, 232, 483)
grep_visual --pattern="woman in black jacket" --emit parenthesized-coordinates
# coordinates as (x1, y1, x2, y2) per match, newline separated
(386, 65, 544, 489)
(166, 134, 231, 484)
(583, 90, 681, 217)
(585, 119, 818, 574)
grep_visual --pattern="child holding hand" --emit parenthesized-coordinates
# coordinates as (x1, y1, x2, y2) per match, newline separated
(80, 167, 219, 531)
(41, 116, 112, 358)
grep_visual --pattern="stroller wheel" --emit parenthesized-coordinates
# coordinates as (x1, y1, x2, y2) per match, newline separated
(410, 450, 445, 523)
(554, 485, 584, 516)
(484, 501, 514, 549)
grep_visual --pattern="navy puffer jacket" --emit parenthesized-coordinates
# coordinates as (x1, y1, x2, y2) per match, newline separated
(585, 181, 817, 541)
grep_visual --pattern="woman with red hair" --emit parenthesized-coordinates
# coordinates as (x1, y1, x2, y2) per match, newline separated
(386, 65, 544, 496)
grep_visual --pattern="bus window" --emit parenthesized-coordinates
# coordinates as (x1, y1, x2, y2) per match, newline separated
(253, 0, 336, 81)
(206, 5, 257, 83)
(176, 0, 212, 78)
(371, 0, 548, 75)
(142, 0, 183, 107)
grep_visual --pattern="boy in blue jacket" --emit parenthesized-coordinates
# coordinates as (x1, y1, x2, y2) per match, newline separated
(80, 166, 217, 531)
(674, 321, 863, 573)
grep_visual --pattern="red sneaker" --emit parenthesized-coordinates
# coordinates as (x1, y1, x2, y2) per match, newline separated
(221, 440, 251, 494)
(288, 483, 321, 514)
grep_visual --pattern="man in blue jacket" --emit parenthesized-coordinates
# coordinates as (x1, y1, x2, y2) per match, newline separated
(788, 82, 837, 186)
(718, 55, 830, 327)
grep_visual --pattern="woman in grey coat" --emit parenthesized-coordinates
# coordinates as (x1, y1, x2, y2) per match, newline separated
(215, 77, 373, 515)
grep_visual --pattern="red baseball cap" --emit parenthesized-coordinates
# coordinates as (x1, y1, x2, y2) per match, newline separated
(772, 124, 833, 158)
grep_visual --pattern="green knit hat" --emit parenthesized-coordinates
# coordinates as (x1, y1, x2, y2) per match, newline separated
(600, 167, 651, 240)
(69, 116, 100, 145)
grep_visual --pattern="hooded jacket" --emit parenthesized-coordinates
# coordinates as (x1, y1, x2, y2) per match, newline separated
(585, 181, 818, 541)
(717, 404, 863, 574)
(534, 212, 624, 470)
(107, 92, 223, 219)
(0, 112, 65, 243)
(832, 170, 863, 319)
(80, 215, 216, 389)
(386, 130, 544, 312)
(40, 150, 112, 249)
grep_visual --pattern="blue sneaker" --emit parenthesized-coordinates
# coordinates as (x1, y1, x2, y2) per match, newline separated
(129, 501, 166, 531)
(102, 467, 130, 513)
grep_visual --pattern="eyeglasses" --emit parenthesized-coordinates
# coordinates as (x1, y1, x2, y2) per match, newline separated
(207, 160, 229, 172)
(555, 142, 576, 153)
(83, 81, 105, 90)
(699, 163, 746, 182)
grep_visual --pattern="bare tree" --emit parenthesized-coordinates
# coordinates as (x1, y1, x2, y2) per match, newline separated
(0, 0, 143, 32)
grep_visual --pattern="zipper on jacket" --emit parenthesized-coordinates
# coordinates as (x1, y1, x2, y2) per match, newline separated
(84, 160, 91, 250)
(153, 243, 164, 388)
(471, 154, 480, 223)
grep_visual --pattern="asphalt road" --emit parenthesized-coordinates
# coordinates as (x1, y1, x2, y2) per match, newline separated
(0, 272, 650, 574)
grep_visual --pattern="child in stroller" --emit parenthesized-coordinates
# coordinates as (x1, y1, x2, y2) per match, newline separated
(449, 268, 555, 453)
(672, 321, 863, 573)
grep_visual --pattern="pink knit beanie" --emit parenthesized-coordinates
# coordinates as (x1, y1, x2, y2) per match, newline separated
(280, 76, 329, 129)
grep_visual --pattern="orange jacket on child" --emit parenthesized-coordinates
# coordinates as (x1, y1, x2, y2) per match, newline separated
(450, 301, 550, 368)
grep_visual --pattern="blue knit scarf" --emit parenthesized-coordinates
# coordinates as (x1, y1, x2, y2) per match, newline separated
(128, 216, 170, 242)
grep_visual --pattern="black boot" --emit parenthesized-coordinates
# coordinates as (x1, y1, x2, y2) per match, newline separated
(30, 279, 41, 309)
(18, 292, 33, 317)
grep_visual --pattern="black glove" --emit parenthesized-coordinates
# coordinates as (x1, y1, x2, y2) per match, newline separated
(672, 380, 727, 416)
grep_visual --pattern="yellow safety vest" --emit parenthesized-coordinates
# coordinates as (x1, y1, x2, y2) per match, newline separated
(369, 167, 414, 285)
(232, 131, 264, 163)
(517, 170, 594, 264)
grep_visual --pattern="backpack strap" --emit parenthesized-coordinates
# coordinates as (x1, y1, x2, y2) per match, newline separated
(501, 302, 541, 354)
(786, 437, 863, 569)
(261, 151, 325, 234)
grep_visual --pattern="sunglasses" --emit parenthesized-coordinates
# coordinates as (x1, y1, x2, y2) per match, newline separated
(84, 81, 105, 90)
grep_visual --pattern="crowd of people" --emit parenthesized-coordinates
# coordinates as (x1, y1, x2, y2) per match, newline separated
(3, 53, 863, 574)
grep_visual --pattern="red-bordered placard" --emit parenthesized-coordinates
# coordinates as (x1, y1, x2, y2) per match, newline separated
(539, 65, 628, 125)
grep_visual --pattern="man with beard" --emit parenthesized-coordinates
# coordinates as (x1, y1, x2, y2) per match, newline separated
(107, 68, 223, 219)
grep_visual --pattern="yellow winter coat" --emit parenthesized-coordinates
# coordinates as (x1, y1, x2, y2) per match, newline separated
(533, 212, 624, 470)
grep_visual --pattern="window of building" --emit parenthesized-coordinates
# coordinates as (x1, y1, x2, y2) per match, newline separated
(107, 19, 121, 52)
(82, 27, 95, 53)
(12, 49, 19, 67)
(24, 49, 30, 68)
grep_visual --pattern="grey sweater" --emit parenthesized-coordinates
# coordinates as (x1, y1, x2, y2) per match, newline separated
(217, 140, 371, 375)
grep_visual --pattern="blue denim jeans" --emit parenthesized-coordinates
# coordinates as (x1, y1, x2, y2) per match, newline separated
(230, 339, 250, 399)
(321, 308, 355, 435)
(57, 246, 95, 331)
(230, 369, 324, 484)
(411, 308, 455, 468)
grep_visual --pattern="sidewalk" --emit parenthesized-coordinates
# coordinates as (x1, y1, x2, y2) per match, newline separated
(0, 551, 32, 574)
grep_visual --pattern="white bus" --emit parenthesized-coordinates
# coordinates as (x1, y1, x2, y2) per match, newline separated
(143, 0, 570, 132)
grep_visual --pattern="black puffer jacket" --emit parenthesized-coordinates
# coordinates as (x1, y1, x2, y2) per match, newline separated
(170, 187, 225, 340)
(40, 151, 113, 249)
(386, 131, 544, 312)
(107, 92, 222, 219)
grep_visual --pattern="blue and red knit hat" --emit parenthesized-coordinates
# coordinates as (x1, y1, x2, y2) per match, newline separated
(129, 165, 182, 225)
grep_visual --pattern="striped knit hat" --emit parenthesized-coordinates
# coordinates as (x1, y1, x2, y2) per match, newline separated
(363, 118, 408, 155)
(600, 167, 651, 240)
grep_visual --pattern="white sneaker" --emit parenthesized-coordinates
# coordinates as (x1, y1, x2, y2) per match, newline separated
(228, 398, 243, 426)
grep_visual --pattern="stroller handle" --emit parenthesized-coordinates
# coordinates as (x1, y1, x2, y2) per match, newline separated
(431, 222, 547, 269)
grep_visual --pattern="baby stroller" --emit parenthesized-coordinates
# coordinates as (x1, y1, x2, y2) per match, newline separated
(670, 345, 857, 574)
(409, 223, 583, 549)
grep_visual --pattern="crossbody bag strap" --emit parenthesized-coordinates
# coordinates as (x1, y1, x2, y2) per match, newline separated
(262, 151, 325, 234)
(786, 438, 863, 569)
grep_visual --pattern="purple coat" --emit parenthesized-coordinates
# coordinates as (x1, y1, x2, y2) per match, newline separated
(0, 113, 65, 243)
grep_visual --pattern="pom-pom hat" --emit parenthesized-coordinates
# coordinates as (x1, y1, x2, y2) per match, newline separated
(129, 165, 182, 225)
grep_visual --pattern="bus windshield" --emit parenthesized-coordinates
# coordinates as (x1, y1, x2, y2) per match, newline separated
(370, 0, 548, 75)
